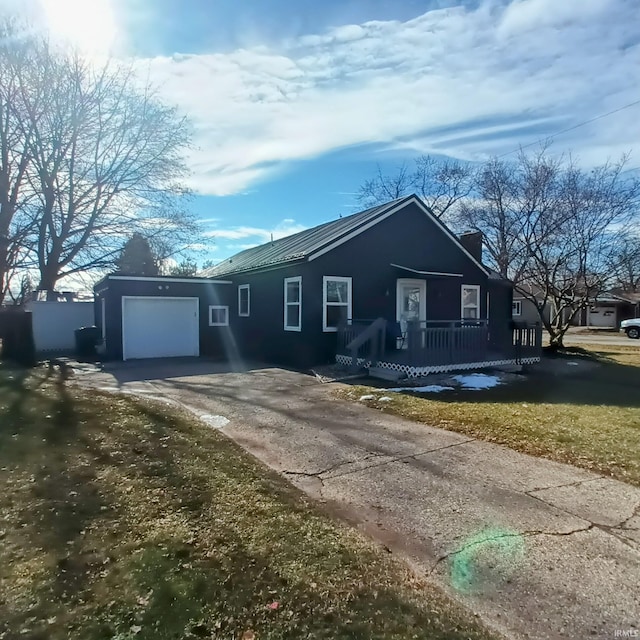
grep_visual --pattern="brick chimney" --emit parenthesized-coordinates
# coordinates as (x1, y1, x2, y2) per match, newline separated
(458, 231, 483, 263)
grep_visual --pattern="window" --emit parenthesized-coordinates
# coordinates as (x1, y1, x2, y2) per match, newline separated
(284, 276, 302, 331)
(238, 284, 250, 317)
(461, 285, 480, 319)
(323, 276, 352, 332)
(209, 305, 229, 326)
(512, 300, 522, 317)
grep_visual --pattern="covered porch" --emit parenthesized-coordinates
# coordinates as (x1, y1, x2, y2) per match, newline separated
(336, 318, 542, 378)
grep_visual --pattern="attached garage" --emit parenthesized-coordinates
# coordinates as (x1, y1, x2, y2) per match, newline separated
(94, 275, 233, 361)
(122, 297, 199, 360)
(587, 304, 617, 328)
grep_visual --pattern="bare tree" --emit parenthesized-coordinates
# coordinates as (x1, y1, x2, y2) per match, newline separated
(458, 150, 564, 279)
(360, 149, 640, 347)
(0, 19, 39, 304)
(608, 233, 640, 293)
(458, 151, 640, 346)
(12, 45, 196, 293)
(358, 155, 473, 219)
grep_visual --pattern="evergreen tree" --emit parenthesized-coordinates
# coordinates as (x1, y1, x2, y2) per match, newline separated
(115, 234, 159, 276)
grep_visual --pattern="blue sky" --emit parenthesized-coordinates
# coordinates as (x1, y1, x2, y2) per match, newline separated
(5, 0, 640, 266)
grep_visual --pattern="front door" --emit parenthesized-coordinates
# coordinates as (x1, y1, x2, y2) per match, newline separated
(396, 279, 426, 347)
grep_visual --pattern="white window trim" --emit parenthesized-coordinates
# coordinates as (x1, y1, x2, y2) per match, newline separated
(209, 305, 229, 326)
(238, 284, 250, 317)
(284, 276, 302, 331)
(461, 284, 481, 319)
(323, 276, 353, 332)
(512, 300, 522, 317)
(395, 278, 427, 324)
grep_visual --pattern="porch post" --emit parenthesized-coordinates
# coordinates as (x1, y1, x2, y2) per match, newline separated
(406, 319, 418, 366)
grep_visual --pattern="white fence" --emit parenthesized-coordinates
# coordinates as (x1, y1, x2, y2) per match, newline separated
(27, 302, 95, 352)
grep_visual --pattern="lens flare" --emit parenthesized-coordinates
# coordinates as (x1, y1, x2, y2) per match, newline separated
(449, 527, 526, 593)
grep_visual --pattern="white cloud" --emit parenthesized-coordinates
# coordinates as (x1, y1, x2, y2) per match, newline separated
(203, 220, 307, 241)
(184, 242, 215, 252)
(141, 0, 640, 195)
(228, 243, 260, 250)
(498, 0, 610, 35)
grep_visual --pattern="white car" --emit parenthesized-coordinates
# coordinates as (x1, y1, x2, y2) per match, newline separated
(620, 318, 640, 339)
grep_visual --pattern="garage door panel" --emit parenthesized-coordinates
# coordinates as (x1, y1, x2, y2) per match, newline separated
(588, 306, 617, 328)
(123, 297, 199, 360)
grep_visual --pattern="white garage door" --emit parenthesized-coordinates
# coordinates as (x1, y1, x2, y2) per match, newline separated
(122, 297, 199, 360)
(587, 305, 617, 328)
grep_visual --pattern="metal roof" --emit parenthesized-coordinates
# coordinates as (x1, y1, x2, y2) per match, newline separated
(200, 197, 411, 277)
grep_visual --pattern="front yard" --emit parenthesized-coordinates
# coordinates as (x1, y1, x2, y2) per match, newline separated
(339, 344, 640, 487)
(0, 364, 495, 640)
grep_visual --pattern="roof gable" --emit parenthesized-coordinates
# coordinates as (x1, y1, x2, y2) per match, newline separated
(201, 195, 489, 278)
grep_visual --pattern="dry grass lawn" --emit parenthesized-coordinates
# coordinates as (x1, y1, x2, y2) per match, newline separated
(0, 364, 496, 640)
(338, 344, 640, 487)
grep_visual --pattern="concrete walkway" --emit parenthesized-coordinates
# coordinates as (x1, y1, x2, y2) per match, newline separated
(73, 359, 640, 640)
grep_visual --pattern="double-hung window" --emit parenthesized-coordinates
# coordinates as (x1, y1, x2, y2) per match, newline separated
(512, 300, 522, 317)
(238, 284, 250, 317)
(284, 276, 302, 331)
(323, 276, 352, 332)
(461, 285, 480, 319)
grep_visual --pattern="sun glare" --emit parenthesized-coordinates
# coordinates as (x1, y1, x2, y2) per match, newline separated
(40, 0, 117, 56)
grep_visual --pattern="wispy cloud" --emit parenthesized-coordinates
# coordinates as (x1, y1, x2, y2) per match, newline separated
(203, 219, 307, 241)
(184, 242, 216, 252)
(227, 243, 261, 251)
(143, 0, 639, 195)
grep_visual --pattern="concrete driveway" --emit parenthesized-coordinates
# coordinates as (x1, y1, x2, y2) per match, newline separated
(74, 359, 640, 640)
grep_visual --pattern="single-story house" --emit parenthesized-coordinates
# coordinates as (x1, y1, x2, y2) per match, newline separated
(512, 288, 640, 329)
(576, 293, 639, 328)
(511, 286, 552, 325)
(95, 195, 541, 377)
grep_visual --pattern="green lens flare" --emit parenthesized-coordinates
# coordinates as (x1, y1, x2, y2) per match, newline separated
(449, 527, 526, 593)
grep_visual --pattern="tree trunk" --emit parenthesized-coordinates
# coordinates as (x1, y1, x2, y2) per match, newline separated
(0, 233, 8, 306)
(548, 331, 564, 350)
(37, 265, 59, 298)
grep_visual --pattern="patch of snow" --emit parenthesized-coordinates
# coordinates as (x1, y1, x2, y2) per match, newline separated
(200, 414, 230, 429)
(359, 394, 376, 401)
(566, 361, 579, 366)
(378, 396, 393, 402)
(452, 374, 501, 390)
(387, 385, 454, 393)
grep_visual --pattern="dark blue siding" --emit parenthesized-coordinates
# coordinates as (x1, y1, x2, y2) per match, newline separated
(96, 277, 234, 360)
(94, 202, 513, 368)
(224, 201, 508, 368)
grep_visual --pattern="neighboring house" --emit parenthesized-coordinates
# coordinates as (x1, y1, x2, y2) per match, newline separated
(512, 287, 640, 329)
(511, 285, 553, 325)
(574, 292, 639, 328)
(95, 195, 542, 376)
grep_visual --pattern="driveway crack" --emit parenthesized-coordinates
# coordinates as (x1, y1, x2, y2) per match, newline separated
(282, 451, 389, 480)
(427, 524, 596, 575)
(325, 438, 476, 480)
(613, 502, 640, 532)
(526, 476, 604, 494)
(283, 438, 475, 482)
